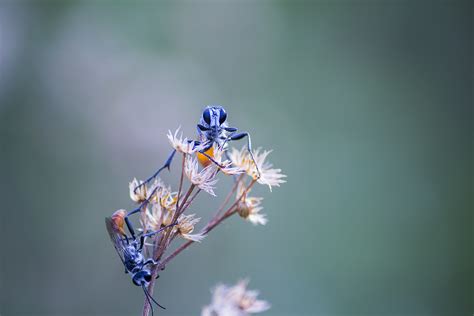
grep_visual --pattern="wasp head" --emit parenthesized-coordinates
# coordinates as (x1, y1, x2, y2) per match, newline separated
(132, 269, 153, 286)
(200, 105, 227, 129)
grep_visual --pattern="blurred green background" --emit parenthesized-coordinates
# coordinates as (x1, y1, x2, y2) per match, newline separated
(0, 1, 472, 316)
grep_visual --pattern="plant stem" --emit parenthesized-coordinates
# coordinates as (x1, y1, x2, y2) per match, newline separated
(175, 153, 186, 211)
(210, 173, 243, 223)
(141, 161, 256, 316)
(155, 179, 256, 271)
(180, 188, 201, 215)
(143, 154, 186, 316)
(142, 182, 195, 316)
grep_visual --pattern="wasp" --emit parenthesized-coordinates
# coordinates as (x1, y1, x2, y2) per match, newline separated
(135, 105, 260, 193)
(105, 209, 176, 315)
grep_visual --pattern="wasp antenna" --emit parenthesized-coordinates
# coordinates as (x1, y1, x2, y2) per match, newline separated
(142, 284, 154, 316)
(144, 284, 166, 310)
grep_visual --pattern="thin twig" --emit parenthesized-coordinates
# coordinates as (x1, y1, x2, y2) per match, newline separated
(210, 173, 244, 223)
(156, 179, 256, 271)
(180, 188, 202, 215)
(143, 185, 196, 316)
(175, 153, 186, 212)
(176, 184, 195, 216)
(143, 154, 186, 316)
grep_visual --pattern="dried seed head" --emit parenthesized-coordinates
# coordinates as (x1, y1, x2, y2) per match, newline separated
(129, 178, 148, 203)
(235, 186, 267, 226)
(237, 201, 250, 218)
(212, 147, 246, 176)
(176, 214, 206, 242)
(185, 155, 218, 196)
(228, 147, 286, 191)
(160, 191, 178, 212)
(167, 127, 205, 154)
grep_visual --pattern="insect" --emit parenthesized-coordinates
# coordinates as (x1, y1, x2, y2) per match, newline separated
(135, 105, 260, 193)
(105, 209, 176, 315)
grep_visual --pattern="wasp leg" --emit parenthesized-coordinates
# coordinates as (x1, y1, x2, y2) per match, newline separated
(124, 200, 156, 240)
(127, 176, 176, 241)
(199, 149, 227, 169)
(143, 259, 159, 266)
(224, 127, 237, 133)
(194, 139, 227, 169)
(139, 222, 178, 250)
(124, 207, 140, 240)
(125, 185, 163, 239)
(223, 149, 240, 183)
(229, 132, 261, 178)
(140, 222, 177, 238)
(134, 149, 177, 194)
(220, 127, 237, 149)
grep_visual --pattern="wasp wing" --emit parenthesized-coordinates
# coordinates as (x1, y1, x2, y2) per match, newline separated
(105, 217, 128, 267)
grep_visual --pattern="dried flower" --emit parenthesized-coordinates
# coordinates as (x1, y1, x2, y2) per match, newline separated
(167, 127, 205, 154)
(202, 279, 270, 316)
(129, 178, 148, 203)
(235, 183, 267, 225)
(185, 155, 218, 196)
(159, 190, 178, 212)
(142, 202, 170, 232)
(143, 206, 161, 232)
(138, 183, 178, 232)
(237, 196, 267, 226)
(129, 178, 164, 204)
(108, 109, 285, 316)
(229, 147, 286, 191)
(213, 146, 246, 176)
(176, 214, 206, 242)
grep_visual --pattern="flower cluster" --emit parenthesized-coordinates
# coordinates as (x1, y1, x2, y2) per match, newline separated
(109, 127, 285, 315)
(202, 280, 271, 316)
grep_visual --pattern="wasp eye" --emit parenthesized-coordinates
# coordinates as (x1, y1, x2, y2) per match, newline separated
(202, 108, 211, 125)
(144, 273, 152, 282)
(219, 108, 227, 124)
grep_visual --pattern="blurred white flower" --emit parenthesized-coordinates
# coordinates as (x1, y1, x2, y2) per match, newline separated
(202, 279, 270, 316)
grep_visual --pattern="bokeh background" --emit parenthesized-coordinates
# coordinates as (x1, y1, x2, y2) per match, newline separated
(0, 1, 472, 316)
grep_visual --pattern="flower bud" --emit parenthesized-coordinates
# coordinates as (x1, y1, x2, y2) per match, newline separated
(236, 201, 250, 218)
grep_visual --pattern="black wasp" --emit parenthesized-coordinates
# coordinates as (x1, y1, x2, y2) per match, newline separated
(135, 105, 260, 194)
(105, 210, 176, 315)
